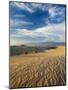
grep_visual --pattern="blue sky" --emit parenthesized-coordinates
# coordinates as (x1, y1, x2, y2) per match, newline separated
(10, 2, 66, 46)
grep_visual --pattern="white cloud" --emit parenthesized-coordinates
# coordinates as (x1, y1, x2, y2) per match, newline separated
(49, 6, 65, 18)
(10, 2, 65, 45)
(10, 19, 33, 28)
(14, 21, 33, 26)
(49, 6, 56, 17)
(10, 2, 65, 21)
(15, 15, 25, 18)
(10, 2, 54, 13)
(10, 37, 29, 46)
(10, 22, 65, 45)
(11, 2, 34, 13)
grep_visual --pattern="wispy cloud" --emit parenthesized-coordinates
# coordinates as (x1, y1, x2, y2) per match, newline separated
(10, 2, 35, 13)
(10, 37, 29, 46)
(10, 2, 66, 45)
(10, 19, 33, 29)
(48, 5, 65, 23)
(10, 2, 53, 14)
(10, 22, 65, 45)
(15, 15, 25, 18)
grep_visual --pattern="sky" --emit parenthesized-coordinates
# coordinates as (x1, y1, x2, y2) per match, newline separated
(10, 2, 66, 46)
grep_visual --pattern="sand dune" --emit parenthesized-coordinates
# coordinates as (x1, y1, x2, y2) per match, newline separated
(10, 46, 66, 88)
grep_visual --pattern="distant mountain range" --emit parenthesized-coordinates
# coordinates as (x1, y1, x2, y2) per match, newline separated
(10, 42, 65, 56)
(11, 42, 65, 47)
(24, 42, 65, 47)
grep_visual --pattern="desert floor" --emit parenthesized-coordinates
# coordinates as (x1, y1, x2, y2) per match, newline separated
(10, 46, 66, 88)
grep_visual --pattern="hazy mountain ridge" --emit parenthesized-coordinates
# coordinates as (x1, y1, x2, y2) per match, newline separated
(26, 42, 65, 47)
(10, 42, 65, 56)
